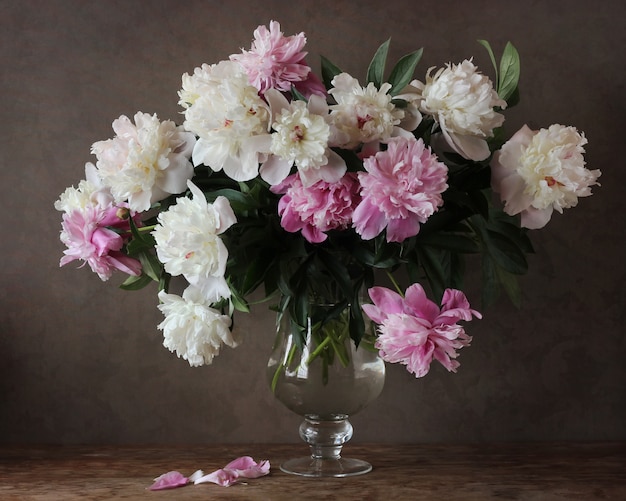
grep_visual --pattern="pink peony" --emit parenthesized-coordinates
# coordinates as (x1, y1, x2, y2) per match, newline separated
(362, 284, 481, 378)
(59, 204, 142, 281)
(271, 173, 360, 243)
(230, 21, 323, 96)
(353, 136, 448, 242)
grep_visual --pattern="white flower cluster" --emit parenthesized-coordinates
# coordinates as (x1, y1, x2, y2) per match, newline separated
(152, 181, 237, 364)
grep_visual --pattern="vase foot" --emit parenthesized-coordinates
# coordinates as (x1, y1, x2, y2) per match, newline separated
(280, 456, 372, 477)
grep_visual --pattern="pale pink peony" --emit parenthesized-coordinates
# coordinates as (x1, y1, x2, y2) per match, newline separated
(59, 204, 142, 281)
(271, 173, 360, 243)
(91, 112, 195, 212)
(353, 136, 448, 242)
(362, 284, 481, 378)
(491, 124, 601, 229)
(230, 21, 321, 96)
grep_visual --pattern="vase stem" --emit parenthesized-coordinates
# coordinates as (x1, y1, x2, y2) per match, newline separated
(300, 416, 352, 460)
(278, 415, 372, 477)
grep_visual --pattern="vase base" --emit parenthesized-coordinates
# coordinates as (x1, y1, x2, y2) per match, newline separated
(280, 456, 373, 477)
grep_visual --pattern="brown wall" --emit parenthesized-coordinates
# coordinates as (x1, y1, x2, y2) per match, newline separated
(1, 0, 624, 444)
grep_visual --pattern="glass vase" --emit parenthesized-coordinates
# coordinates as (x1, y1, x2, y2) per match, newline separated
(267, 304, 385, 477)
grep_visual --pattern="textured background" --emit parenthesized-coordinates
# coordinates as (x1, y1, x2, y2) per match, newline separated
(1, 0, 624, 445)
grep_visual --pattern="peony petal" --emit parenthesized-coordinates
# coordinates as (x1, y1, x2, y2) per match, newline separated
(443, 128, 490, 161)
(404, 283, 439, 321)
(148, 471, 189, 490)
(212, 196, 237, 234)
(194, 468, 239, 487)
(367, 287, 404, 317)
(264, 88, 290, 122)
(193, 456, 270, 487)
(260, 154, 293, 186)
(521, 206, 554, 229)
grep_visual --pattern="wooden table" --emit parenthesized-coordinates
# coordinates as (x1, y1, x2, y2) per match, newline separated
(1, 443, 624, 500)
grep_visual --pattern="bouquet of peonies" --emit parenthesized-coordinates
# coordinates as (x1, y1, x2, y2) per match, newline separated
(55, 21, 600, 378)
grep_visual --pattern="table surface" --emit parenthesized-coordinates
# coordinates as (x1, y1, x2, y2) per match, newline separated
(0, 442, 625, 500)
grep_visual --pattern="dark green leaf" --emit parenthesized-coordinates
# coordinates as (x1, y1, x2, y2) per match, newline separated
(204, 188, 258, 212)
(419, 232, 480, 253)
(388, 48, 423, 96)
(290, 84, 307, 102)
(321, 56, 343, 89)
(119, 273, 153, 291)
(484, 230, 528, 275)
(366, 39, 390, 88)
(137, 250, 162, 282)
(417, 246, 448, 301)
(496, 265, 522, 308)
(481, 253, 500, 307)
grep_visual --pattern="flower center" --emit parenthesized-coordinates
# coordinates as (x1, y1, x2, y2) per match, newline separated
(290, 125, 304, 142)
(544, 176, 563, 187)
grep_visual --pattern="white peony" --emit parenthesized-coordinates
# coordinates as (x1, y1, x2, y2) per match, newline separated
(54, 163, 114, 213)
(271, 100, 328, 169)
(417, 59, 506, 161)
(152, 181, 236, 302)
(328, 73, 405, 149)
(157, 287, 237, 367)
(179, 60, 271, 181)
(491, 124, 601, 229)
(91, 112, 195, 213)
(261, 89, 346, 187)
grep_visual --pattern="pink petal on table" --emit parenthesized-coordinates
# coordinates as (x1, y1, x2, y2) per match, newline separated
(235, 458, 271, 479)
(194, 468, 240, 487)
(194, 456, 271, 487)
(148, 471, 189, 490)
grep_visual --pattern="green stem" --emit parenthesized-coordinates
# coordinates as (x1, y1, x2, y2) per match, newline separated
(305, 334, 333, 365)
(386, 270, 404, 296)
(271, 342, 297, 393)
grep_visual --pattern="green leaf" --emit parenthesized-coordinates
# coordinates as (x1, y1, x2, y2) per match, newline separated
(204, 188, 257, 212)
(498, 42, 520, 103)
(317, 250, 353, 299)
(229, 286, 250, 313)
(290, 84, 307, 102)
(388, 48, 423, 95)
(418, 232, 480, 254)
(137, 249, 162, 282)
(480, 253, 500, 307)
(321, 56, 343, 89)
(496, 265, 522, 307)
(119, 273, 153, 291)
(366, 39, 390, 88)
(417, 246, 448, 301)
(484, 230, 528, 275)
(477, 39, 499, 83)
